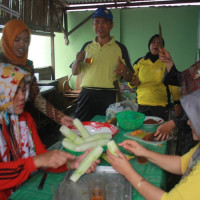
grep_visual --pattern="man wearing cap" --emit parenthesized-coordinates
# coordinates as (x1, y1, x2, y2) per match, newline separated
(71, 7, 133, 121)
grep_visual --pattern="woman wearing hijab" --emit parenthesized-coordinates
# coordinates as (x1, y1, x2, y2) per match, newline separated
(0, 19, 73, 127)
(129, 34, 181, 121)
(0, 65, 98, 200)
(107, 89, 200, 200)
(155, 49, 199, 154)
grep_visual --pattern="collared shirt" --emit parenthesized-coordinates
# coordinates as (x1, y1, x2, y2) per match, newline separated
(129, 57, 180, 107)
(80, 37, 131, 88)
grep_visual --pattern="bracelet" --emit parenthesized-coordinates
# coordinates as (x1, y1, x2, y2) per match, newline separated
(137, 178, 146, 191)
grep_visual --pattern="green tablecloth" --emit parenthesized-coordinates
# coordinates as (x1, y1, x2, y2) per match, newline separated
(92, 115, 167, 200)
(9, 115, 167, 200)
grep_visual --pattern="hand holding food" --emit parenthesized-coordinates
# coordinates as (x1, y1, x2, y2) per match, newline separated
(33, 150, 75, 169)
(159, 48, 174, 72)
(106, 148, 133, 176)
(76, 51, 86, 62)
(118, 140, 148, 157)
(70, 146, 103, 182)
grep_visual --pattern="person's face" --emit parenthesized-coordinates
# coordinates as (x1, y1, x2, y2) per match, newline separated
(187, 120, 199, 140)
(13, 30, 30, 58)
(13, 79, 26, 115)
(149, 37, 160, 55)
(93, 17, 113, 38)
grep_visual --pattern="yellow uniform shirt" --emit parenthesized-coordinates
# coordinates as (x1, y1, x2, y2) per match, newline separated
(80, 37, 127, 88)
(129, 58, 180, 107)
(162, 143, 200, 200)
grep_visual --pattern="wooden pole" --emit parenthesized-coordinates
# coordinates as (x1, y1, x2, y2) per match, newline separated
(50, 0, 55, 80)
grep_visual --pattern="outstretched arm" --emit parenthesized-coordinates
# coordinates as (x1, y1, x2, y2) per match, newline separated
(107, 150, 165, 200)
(119, 140, 182, 175)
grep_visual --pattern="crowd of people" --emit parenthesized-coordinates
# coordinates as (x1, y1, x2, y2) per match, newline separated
(0, 6, 200, 200)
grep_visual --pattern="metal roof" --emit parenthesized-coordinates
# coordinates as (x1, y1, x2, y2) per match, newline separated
(56, 0, 200, 11)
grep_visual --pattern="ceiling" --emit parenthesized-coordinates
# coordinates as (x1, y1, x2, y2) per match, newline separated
(56, 0, 200, 11)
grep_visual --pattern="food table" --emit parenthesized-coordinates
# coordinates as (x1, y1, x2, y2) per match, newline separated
(9, 115, 167, 200)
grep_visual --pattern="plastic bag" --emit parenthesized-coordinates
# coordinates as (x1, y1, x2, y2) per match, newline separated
(106, 100, 138, 121)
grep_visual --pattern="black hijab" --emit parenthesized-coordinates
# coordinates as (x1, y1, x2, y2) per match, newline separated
(144, 34, 165, 63)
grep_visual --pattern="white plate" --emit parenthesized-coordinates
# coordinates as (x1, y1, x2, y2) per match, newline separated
(68, 121, 118, 136)
(143, 116, 164, 126)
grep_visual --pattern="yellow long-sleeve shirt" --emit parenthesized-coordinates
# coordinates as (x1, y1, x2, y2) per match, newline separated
(129, 58, 180, 107)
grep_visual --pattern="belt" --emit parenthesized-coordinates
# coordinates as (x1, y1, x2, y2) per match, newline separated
(83, 87, 117, 91)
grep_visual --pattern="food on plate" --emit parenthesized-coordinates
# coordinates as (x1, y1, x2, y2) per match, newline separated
(60, 125, 84, 145)
(137, 157, 148, 164)
(73, 118, 90, 138)
(85, 133, 112, 143)
(142, 132, 156, 141)
(130, 129, 142, 136)
(144, 119, 159, 124)
(75, 139, 110, 152)
(60, 119, 120, 152)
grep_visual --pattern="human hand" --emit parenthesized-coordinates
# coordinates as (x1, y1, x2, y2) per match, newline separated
(61, 115, 73, 127)
(114, 56, 126, 76)
(154, 120, 176, 141)
(119, 140, 148, 157)
(34, 150, 75, 169)
(106, 149, 133, 176)
(72, 149, 100, 173)
(76, 51, 86, 63)
(159, 49, 174, 72)
(129, 75, 139, 87)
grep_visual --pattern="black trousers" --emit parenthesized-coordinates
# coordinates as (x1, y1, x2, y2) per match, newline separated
(138, 104, 169, 121)
(75, 88, 116, 121)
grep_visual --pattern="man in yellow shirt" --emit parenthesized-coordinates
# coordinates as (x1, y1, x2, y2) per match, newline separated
(71, 7, 133, 121)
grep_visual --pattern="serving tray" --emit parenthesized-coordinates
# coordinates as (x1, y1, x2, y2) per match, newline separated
(125, 130, 172, 146)
(52, 166, 132, 200)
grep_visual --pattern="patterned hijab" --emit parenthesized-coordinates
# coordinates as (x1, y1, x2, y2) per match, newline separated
(1, 19, 31, 67)
(181, 60, 200, 96)
(181, 89, 200, 177)
(0, 65, 35, 162)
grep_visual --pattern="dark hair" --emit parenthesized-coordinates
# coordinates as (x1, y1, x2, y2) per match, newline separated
(148, 34, 165, 50)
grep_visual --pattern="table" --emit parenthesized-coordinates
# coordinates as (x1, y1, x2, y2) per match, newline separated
(39, 86, 55, 96)
(37, 80, 58, 87)
(9, 115, 167, 200)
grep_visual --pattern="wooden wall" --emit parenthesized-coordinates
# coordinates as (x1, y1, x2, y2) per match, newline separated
(0, 0, 63, 32)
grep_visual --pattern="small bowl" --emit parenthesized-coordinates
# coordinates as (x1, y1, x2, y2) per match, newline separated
(142, 116, 164, 132)
(116, 111, 145, 131)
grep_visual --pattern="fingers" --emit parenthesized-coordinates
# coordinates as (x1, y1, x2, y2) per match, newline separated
(61, 115, 73, 127)
(86, 160, 100, 174)
(76, 51, 85, 62)
(34, 150, 76, 169)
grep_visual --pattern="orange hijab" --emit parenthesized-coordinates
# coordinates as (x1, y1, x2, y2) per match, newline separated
(1, 19, 31, 67)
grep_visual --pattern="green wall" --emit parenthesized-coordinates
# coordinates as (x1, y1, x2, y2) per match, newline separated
(121, 6, 199, 70)
(28, 6, 200, 89)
